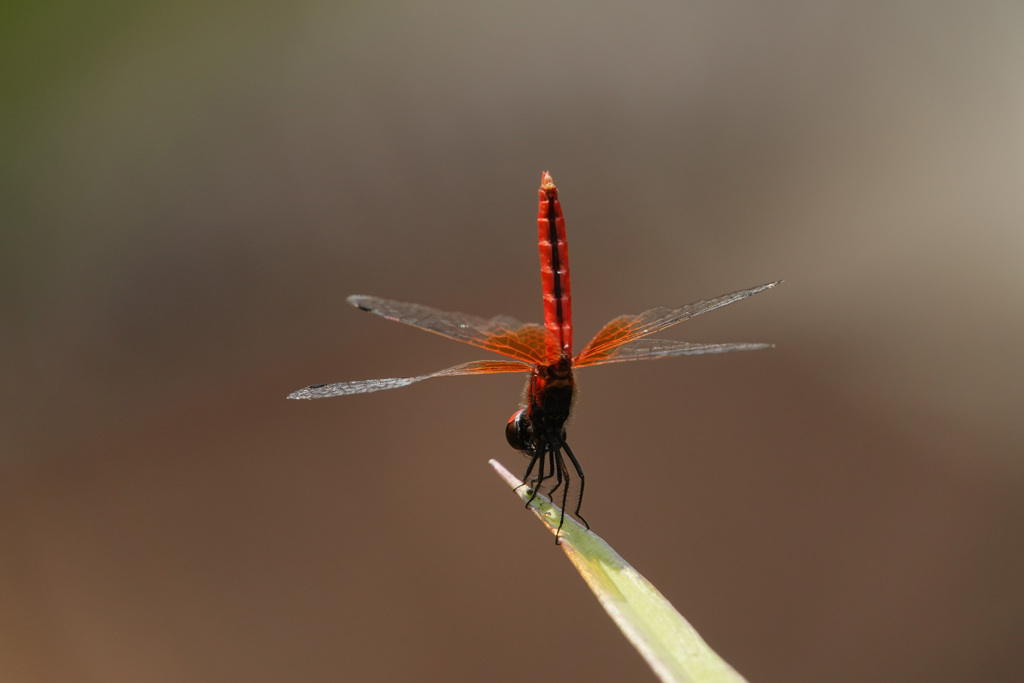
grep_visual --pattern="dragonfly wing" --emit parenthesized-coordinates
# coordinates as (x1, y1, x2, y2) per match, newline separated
(287, 360, 533, 399)
(347, 295, 548, 364)
(575, 339, 773, 367)
(574, 281, 781, 366)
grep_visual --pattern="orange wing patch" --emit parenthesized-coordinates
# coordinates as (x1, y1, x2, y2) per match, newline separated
(480, 325, 548, 366)
(573, 316, 640, 367)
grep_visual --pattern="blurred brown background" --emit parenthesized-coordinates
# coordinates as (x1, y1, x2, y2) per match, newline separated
(3, 2, 1023, 681)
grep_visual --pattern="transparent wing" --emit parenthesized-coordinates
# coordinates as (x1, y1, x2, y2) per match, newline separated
(574, 281, 780, 367)
(287, 359, 532, 399)
(348, 295, 547, 365)
(576, 339, 773, 366)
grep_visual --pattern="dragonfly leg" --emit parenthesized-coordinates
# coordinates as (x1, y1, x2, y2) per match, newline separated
(517, 446, 542, 505)
(562, 440, 589, 530)
(547, 447, 565, 502)
(526, 447, 555, 509)
(553, 450, 571, 543)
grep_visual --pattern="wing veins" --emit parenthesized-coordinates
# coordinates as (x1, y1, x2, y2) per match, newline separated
(348, 295, 546, 364)
(287, 360, 532, 399)
(574, 281, 780, 365)
(575, 339, 773, 367)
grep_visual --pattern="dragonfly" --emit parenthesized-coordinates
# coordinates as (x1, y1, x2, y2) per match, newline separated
(289, 172, 780, 540)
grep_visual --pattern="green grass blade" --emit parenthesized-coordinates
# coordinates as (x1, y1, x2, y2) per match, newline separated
(489, 459, 749, 683)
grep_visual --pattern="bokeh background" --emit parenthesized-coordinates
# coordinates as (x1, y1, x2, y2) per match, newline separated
(3, 2, 1023, 681)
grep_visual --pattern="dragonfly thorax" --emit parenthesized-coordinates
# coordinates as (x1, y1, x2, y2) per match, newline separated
(504, 361, 574, 453)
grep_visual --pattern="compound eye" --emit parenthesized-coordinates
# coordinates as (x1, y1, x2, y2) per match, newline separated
(505, 409, 530, 451)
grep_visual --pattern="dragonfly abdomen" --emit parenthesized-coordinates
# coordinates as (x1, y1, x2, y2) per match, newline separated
(538, 172, 573, 365)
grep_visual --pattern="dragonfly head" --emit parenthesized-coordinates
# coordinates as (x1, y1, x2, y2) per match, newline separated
(505, 409, 532, 452)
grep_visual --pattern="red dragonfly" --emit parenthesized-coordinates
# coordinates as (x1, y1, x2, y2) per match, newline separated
(290, 172, 779, 537)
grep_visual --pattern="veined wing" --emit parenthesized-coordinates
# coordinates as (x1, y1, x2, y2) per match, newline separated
(574, 281, 781, 367)
(348, 295, 548, 365)
(575, 339, 773, 366)
(287, 360, 532, 399)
